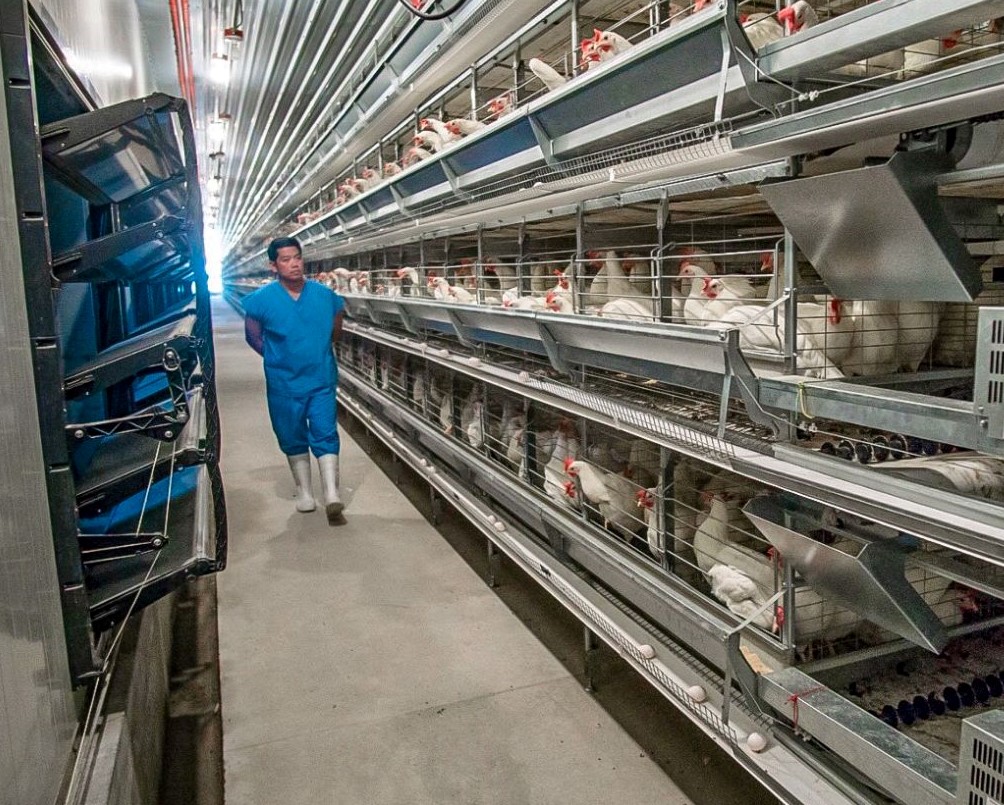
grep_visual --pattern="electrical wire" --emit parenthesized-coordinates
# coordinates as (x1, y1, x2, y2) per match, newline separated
(395, 0, 469, 22)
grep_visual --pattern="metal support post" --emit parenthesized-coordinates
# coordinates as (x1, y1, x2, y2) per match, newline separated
(575, 204, 585, 313)
(476, 224, 485, 304)
(430, 486, 442, 525)
(512, 45, 524, 106)
(660, 447, 676, 574)
(783, 228, 797, 375)
(469, 64, 478, 119)
(487, 540, 500, 588)
(656, 192, 669, 320)
(570, 0, 581, 77)
(583, 626, 600, 692)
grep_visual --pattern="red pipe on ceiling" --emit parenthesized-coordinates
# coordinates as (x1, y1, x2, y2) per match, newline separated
(168, 0, 197, 112)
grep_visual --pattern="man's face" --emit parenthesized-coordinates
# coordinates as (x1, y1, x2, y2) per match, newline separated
(270, 246, 304, 282)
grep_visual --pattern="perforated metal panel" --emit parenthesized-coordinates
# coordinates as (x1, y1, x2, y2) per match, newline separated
(974, 308, 1004, 443)
(957, 711, 1004, 805)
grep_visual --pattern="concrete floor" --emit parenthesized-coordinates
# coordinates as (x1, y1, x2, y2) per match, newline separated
(212, 300, 696, 804)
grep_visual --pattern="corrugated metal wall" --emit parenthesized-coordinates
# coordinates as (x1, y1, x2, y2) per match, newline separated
(0, 65, 77, 805)
(30, 0, 180, 105)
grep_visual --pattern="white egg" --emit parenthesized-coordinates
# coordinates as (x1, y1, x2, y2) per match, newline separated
(747, 732, 768, 753)
(686, 684, 707, 703)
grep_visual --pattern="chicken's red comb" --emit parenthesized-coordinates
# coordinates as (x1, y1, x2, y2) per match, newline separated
(760, 252, 774, 271)
(701, 276, 713, 290)
(593, 28, 602, 41)
(563, 481, 577, 498)
(828, 298, 843, 325)
(942, 30, 962, 49)
(545, 290, 556, 303)
(776, 5, 797, 35)
(563, 456, 576, 472)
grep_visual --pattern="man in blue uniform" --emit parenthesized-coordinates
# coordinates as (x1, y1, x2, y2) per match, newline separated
(244, 237, 346, 523)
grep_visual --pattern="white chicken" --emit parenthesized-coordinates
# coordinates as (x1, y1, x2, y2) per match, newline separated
(331, 267, 354, 293)
(565, 458, 642, 540)
(622, 254, 653, 295)
(501, 287, 545, 310)
(445, 118, 487, 137)
(591, 250, 654, 319)
(401, 145, 434, 166)
(413, 130, 446, 153)
(636, 487, 662, 558)
(544, 288, 574, 314)
(692, 494, 755, 573)
(707, 564, 776, 630)
(777, 1, 818, 36)
(598, 297, 653, 321)
(356, 167, 381, 191)
(895, 301, 943, 372)
(709, 277, 851, 378)
(543, 426, 580, 510)
(841, 300, 942, 375)
(464, 400, 484, 448)
(486, 262, 518, 292)
(579, 28, 633, 71)
(696, 276, 755, 324)
(876, 454, 1004, 502)
(429, 276, 475, 304)
(486, 91, 514, 120)
(528, 58, 568, 92)
(740, 13, 786, 51)
(419, 117, 461, 146)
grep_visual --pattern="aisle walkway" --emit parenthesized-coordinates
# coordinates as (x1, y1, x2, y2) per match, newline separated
(212, 299, 692, 804)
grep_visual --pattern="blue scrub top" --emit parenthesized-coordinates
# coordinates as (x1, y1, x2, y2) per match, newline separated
(244, 279, 345, 397)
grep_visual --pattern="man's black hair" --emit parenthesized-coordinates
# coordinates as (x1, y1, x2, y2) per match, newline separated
(267, 236, 302, 262)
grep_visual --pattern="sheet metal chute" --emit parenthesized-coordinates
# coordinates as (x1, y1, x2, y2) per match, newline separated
(759, 150, 982, 302)
(743, 495, 950, 653)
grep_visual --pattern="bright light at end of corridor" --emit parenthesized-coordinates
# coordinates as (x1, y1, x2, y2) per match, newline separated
(204, 226, 224, 294)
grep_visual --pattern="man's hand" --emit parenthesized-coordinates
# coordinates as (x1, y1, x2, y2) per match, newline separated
(245, 316, 265, 356)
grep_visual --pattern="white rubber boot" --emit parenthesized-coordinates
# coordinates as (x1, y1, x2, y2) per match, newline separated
(287, 454, 316, 512)
(317, 453, 344, 522)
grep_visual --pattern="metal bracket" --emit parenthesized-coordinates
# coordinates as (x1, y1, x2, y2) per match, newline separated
(537, 320, 572, 377)
(441, 160, 473, 201)
(445, 309, 476, 349)
(722, 330, 780, 437)
(66, 362, 190, 442)
(77, 531, 168, 566)
(527, 113, 557, 166)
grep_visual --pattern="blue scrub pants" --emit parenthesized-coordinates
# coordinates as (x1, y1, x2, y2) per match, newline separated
(266, 387, 340, 457)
